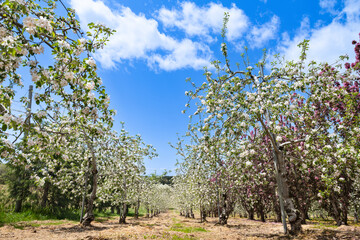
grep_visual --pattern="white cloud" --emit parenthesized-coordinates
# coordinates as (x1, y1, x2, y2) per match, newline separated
(157, 2, 249, 42)
(70, 0, 212, 70)
(319, 0, 338, 14)
(148, 39, 212, 71)
(70, 0, 284, 71)
(276, 0, 359, 65)
(247, 15, 280, 48)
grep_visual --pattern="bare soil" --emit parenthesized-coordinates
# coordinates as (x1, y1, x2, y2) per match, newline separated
(1, 210, 360, 240)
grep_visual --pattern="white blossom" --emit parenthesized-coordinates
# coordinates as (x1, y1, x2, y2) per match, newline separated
(58, 40, 70, 49)
(85, 57, 96, 67)
(60, 79, 68, 87)
(64, 72, 74, 80)
(85, 81, 95, 90)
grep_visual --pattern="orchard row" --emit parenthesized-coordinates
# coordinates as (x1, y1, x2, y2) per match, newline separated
(172, 15, 360, 235)
(0, 0, 172, 225)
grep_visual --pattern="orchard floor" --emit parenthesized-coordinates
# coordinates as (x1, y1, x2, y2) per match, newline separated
(1, 210, 360, 240)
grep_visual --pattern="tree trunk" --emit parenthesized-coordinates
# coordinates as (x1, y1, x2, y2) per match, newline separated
(81, 156, 98, 227)
(218, 205, 229, 225)
(218, 193, 233, 225)
(247, 208, 254, 220)
(341, 209, 348, 225)
(119, 203, 127, 224)
(40, 181, 51, 208)
(275, 151, 302, 235)
(14, 199, 23, 213)
(274, 203, 282, 222)
(259, 208, 266, 222)
(330, 196, 342, 226)
(185, 209, 189, 218)
(300, 208, 307, 224)
(200, 206, 207, 222)
(134, 199, 140, 219)
(14, 171, 28, 212)
(146, 207, 149, 218)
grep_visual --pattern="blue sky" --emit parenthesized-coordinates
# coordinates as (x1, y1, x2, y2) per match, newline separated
(65, 0, 359, 175)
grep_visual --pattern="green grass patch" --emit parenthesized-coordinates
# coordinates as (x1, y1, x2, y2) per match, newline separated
(143, 234, 158, 239)
(0, 208, 79, 227)
(313, 223, 340, 229)
(127, 206, 147, 217)
(307, 218, 340, 229)
(94, 210, 118, 222)
(10, 220, 75, 229)
(94, 210, 118, 218)
(93, 206, 147, 221)
(169, 223, 207, 233)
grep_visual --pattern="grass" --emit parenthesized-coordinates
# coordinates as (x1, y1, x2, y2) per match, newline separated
(306, 217, 360, 229)
(0, 205, 149, 227)
(169, 223, 208, 233)
(93, 210, 118, 223)
(8, 220, 76, 229)
(0, 208, 80, 226)
(143, 234, 158, 239)
(127, 206, 147, 217)
(94, 206, 147, 222)
(171, 235, 197, 240)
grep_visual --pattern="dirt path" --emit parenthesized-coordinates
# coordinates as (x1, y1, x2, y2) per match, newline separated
(1, 211, 360, 239)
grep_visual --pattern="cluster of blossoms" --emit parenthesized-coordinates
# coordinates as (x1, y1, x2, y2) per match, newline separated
(23, 16, 53, 35)
(345, 34, 360, 71)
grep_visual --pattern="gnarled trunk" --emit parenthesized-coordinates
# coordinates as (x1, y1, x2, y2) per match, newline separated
(275, 151, 302, 235)
(119, 203, 128, 224)
(81, 154, 98, 227)
(217, 193, 234, 225)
